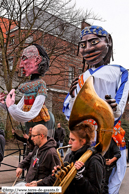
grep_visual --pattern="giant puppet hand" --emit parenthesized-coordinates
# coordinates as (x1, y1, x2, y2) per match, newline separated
(6, 89, 16, 108)
(105, 95, 117, 111)
(69, 77, 79, 98)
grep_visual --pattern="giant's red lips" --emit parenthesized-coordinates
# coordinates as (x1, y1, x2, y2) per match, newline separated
(83, 51, 102, 61)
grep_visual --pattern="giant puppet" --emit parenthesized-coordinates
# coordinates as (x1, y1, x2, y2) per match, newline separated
(63, 26, 129, 194)
(0, 44, 55, 137)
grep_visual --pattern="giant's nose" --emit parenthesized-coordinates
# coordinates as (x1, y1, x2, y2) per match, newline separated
(19, 60, 24, 68)
(80, 41, 95, 56)
(83, 41, 95, 53)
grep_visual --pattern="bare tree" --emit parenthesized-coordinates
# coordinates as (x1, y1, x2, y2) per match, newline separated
(0, 0, 103, 90)
(0, 0, 102, 138)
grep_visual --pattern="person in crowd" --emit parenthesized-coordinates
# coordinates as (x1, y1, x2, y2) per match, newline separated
(0, 129, 5, 164)
(16, 124, 60, 186)
(104, 138, 121, 191)
(54, 123, 65, 157)
(12, 127, 34, 155)
(52, 122, 107, 194)
(63, 25, 129, 193)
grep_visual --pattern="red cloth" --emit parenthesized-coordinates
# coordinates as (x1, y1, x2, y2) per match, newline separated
(24, 98, 35, 105)
(112, 122, 126, 147)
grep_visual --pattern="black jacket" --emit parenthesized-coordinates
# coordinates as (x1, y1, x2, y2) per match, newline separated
(64, 144, 104, 194)
(0, 129, 5, 162)
(104, 138, 121, 168)
(104, 138, 121, 183)
(18, 137, 61, 185)
(13, 132, 34, 154)
(54, 127, 65, 143)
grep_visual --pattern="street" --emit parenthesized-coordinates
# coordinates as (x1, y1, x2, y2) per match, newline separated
(119, 167, 129, 194)
(0, 154, 129, 193)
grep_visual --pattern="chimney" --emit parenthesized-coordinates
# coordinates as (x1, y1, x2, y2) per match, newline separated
(81, 19, 90, 30)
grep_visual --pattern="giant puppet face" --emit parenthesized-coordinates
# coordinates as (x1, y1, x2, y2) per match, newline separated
(79, 26, 111, 68)
(19, 45, 42, 77)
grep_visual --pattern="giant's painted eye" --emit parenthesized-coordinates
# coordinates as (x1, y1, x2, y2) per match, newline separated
(91, 39, 100, 45)
(22, 56, 28, 61)
(80, 42, 86, 48)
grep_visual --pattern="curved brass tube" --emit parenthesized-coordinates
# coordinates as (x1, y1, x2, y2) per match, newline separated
(69, 76, 114, 154)
(53, 76, 114, 194)
(57, 145, 72, 167)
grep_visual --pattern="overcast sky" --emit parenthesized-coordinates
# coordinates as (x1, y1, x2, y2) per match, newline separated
(72, 0, 129, 69)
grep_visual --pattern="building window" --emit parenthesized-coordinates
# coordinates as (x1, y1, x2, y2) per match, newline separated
(78, 68, 82, 75)
(9, 36, 15, 46)
(68, 66, 75, 87)
(8, 58, 13, 71)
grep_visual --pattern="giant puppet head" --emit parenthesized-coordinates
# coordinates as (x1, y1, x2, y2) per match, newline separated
(79, 25, 113, 68)
(20, 44, 49, 77)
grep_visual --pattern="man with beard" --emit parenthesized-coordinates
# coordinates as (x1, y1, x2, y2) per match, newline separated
(16, 124, 60, 186)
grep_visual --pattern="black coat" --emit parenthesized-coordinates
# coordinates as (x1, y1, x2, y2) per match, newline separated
(104, 138, 121, 183)
(18, 137, 61, 185)
(64, 144, 104, 194)
(104, 138, 121, 168)
(13, 132, 34, 154)
(54, 127, 65, 143)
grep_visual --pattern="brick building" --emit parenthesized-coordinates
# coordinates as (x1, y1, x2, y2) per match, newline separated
(0, 9, 90, 117)
(2, 8, 128, 124)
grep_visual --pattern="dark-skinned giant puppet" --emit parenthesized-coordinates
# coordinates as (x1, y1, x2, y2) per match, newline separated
(63, 26, 129, 194)
(0, 44, 55, 137)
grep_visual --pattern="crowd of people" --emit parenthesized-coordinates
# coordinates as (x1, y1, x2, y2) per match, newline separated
(0, 24, 129, 194)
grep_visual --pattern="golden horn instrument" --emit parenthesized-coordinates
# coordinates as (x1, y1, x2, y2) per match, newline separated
(53, 76, 114, 194)
(57, 145, 72, 167)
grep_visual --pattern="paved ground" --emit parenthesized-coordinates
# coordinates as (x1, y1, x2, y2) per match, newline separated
(0, 148, 129, 193)
(120, 167, 129, 194)
(0, 154, 24, 187)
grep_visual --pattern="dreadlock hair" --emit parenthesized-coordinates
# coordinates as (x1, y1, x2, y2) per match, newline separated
(103, 34, 114, 65)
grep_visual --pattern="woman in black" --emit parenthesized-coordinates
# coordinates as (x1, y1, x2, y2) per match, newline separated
(53, 122, 105, 194)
